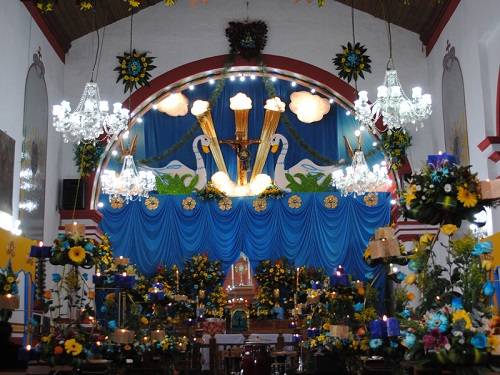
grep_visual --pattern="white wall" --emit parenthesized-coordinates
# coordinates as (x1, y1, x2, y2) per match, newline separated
(0, 1, 65, 242)
(425, 0, 500, 232)
(61, 0, 430, 178)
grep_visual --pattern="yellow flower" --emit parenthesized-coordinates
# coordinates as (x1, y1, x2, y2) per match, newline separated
(4, 285, 11, 291)
(309, 339, 317, 348)
(488, 335, 499, 350)
(404, 184, 417, 206)
(129, 0, 141, 7)
(64, 338, 83, 356)
(457, 186, 478, 208)
(68, 246, 86, 264)
(441, 224, 458, 236)
(323, 323, 331, 331)
(419, 233, 435, 246)
(41, 335, 51, 343)
(482, 259, 493, 271)
(6, 276, 15, 283)
(404, 273, 416, 285)
(406, 292, 415, 301)
(79, 1, 93, 10)
(140, 316, 149, 325)
(452, 309, 472, 330)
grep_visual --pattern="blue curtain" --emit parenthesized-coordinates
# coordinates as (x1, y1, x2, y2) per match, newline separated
(100, 192, 389, 292)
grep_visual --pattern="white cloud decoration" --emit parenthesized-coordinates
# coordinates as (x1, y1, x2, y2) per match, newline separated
(289, 91, 331, 123)
(157, 93, 189, 117)
(230, 93, 252, 110)
(190, 100, 210, 116)
(264, 97, 286, 112)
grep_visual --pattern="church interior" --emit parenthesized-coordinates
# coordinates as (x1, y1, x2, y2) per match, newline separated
(1, 0, 500, 374)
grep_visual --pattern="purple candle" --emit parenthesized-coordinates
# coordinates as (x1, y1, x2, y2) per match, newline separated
(369, 317, 388, 339)
(387, 317, 400, 337)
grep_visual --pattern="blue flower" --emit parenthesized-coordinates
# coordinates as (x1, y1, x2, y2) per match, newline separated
(396, 272, 406, 282)
(471, 333, 488, 349)
(402, 332, 416, 348)
(100, 305, 108, 313)
(84, 243, 94, 253)
(354, 302, 364, 312)
(365, 271, 374, 280)
(401, 309, 411, 319)
(472, 242, 492, 256)
(62, 241, 70, 249)
(108, 320, 117, 331)
(427, 312, 448, 333)
(451, 296, 463, 310)
(52, 273, 62, 283)
(482, 281, 495, 296)
(369, 339, 383, 349)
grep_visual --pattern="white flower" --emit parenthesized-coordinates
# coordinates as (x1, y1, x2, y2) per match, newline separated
(445, 343, 451, 351)
(429, 184, 434, 189)
(444, 184, 452, 193)
(421, 196, 426, 200)
(416, 185, 422, 191)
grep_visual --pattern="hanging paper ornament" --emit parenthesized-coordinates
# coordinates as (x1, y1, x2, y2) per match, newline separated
(115, 49, 156, 93)
(333, 42, 371, 83)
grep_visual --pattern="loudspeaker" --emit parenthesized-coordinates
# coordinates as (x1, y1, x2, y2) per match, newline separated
(61, 179, 86, 210)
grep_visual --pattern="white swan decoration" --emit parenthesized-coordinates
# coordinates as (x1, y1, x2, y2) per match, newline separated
(270, 133, 341, 191)
(139, 134, 210, 190)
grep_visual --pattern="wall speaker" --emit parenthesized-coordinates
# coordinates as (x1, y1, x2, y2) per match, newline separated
(61, 179, 86, 210)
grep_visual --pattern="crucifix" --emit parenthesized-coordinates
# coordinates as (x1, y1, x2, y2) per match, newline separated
(219, 138, 260, 185)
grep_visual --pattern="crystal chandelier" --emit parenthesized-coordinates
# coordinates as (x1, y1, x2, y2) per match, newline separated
(331, 131, 392, 196)
(52, 82, 129, 143)
(354, 14, 431, 133)
(100, 155, 156, 203)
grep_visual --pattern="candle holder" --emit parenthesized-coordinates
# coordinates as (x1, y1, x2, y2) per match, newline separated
(112, 328, 135, 344)
(114, 256, 129, 266)
(151, 329, 165, 342)
(0, 294, 20, 310)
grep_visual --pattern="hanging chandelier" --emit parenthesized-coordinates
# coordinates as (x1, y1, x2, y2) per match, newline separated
(331, 131, 392, 196)
(353, 8, 431, 133)
(52, 82, 129, 143)
(100, 154, 155, 204)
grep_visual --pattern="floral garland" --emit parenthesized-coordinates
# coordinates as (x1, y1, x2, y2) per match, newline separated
(380, 129, 412, 169)
(34, 0, 55, 12)
(258, 184, 284, 199)
(333, 42, 371, 83)
(402, 160, 487, 226)
(73, 140, 105, 177)
(50, 233, 97, 268)
(0, 260, 17, 296)
(115, 49, 156, 93)
(196, 181, 226, 201)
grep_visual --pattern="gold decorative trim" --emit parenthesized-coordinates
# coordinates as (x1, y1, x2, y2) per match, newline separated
(364, 193, 378, 207)
(182, 197, 197, 210)
(218, 197, 232, 211)
(253, 198, 267, 212)
(145, 196, 160, 210)
(110, 196, 124, 209)
(324, 195, 338, 209)
(288, 195, 302, 209)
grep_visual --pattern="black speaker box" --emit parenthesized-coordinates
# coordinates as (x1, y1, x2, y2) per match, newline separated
(61, 179, 86, 210)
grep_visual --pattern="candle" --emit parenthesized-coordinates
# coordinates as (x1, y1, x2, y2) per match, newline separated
(176, 269, 180, 293)
(369, 318, 387, 339)
(386, 317, 400, 337)
(296, 267, 300, 290)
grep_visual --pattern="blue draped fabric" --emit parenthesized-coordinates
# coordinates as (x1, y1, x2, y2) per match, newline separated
(99, 192, 390, 293)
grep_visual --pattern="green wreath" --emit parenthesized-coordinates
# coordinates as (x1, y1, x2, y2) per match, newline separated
(115, 49, 156, 93)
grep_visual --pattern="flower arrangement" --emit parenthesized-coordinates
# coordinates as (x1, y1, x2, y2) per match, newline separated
(50, 233, 97, 268)
(95, 234, 114, 271)
(332, 42, 371, 83)
(402, 159, 487, 226)
(197, 181, 226, 201)
(115, 49, 156, 93)
(251, 258, 295, 319)
(180, 254, 226, 318)
(258, 184, 284, 199)
(39, 327, 89, 366)
(380, 129, 412, 169)
(0, 260, 17, 296)
(73, 140, 105, 177)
